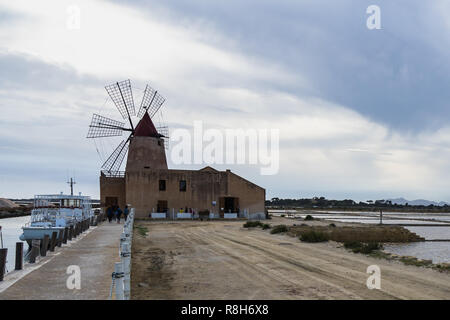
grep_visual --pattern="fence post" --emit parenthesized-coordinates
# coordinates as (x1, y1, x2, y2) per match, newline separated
(57, 229, 64, 247)
(15, 242, 24, 270)
(29, 240, 40, 263)
(68, 226, 73, 240)
(0, 248, 7, 281)
(63, 227, 69, 244)
(49, 232, 57, 252)
(114, 262, 125, 300)
(41, 235, 50, 257)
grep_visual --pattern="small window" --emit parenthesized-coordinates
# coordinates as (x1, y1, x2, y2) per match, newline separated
(159, 180, 166, 191)
(179, 180, 186, 192)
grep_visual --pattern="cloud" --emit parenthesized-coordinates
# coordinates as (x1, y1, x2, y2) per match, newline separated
(0, 0, 450, 202)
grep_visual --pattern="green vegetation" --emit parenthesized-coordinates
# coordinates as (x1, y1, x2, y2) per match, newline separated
(243, 221, 263, 228)
(400, 256, 433, 267)
(270, 225, 288, 234)
(135, 225, 149, 237)
(344, 241, 383, 254)
(299, 231, 329, 243)
(304, 215, 314, 221)
(262, 223, 271, 230)
(329, 223, 336, 227)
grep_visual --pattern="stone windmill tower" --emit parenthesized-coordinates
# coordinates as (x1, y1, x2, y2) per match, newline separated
(87, 79, 169, 174)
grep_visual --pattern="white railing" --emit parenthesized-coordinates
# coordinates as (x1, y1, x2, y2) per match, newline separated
(110, 208, 134, 300)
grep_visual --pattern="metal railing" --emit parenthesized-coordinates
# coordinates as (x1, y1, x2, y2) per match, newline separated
(110, 208, 134, 300)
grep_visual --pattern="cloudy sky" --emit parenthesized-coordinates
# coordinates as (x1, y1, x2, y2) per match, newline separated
(1, 0, 450, 201)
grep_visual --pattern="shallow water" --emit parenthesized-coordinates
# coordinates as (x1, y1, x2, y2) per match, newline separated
(0, 216, 29, 273)
(269, 210, 450, 263)
(384, 242, 450, 264)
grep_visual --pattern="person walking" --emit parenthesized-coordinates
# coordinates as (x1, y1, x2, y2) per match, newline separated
(106, 206, 113, 223)
(116, 206, 123, 224)
(123, 205, 129, 221)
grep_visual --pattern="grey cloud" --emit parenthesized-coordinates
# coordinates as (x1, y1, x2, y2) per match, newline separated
(116, 0, 450, 132)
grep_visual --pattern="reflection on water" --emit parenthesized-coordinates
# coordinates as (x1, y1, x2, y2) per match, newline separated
(0, 216, 29, 273)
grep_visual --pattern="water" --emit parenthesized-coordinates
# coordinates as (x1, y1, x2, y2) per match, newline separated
(0, 216, 29, 273)
(269, 210, 450, 263)
(384, 242, 450, 264)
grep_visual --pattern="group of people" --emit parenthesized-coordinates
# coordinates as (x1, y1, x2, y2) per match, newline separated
(106, 205, 129, 223)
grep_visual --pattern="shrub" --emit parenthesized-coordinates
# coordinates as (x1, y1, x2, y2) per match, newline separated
(243, 221, 263, 228)
(344, 241, 382, 254)
(270, 225, 288, 234)
(280, 214, 285, 217)
(304, 215, 314, 221)
(262, 224, 271, 230)
(135, 225, 149, 237)
(344, 241, 362, 250)
(329, 223, 336, 227)
(300, 231, 329, 243)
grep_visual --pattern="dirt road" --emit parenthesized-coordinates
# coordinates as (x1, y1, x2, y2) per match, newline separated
(131, 219, 450, 300)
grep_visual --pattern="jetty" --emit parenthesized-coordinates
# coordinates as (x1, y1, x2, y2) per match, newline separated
(0, 222, 123, 300)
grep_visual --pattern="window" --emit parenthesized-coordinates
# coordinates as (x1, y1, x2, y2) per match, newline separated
(159, 179, 166, 191)
(179, 180, 187, 192)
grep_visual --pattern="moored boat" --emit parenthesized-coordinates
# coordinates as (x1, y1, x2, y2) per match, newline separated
(20, 193, 92, 246)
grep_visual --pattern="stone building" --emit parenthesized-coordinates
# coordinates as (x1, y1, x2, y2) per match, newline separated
(100, 112, 266, 219)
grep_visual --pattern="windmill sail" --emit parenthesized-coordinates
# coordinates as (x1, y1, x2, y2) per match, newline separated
(156, 125, 169, 150)
(101, 139, 129, 172)
(87, 114, 125, 138)
(137, 84, 165, 118)
(105, 80, 136, 120)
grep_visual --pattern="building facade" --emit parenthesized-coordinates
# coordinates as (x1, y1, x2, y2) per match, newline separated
(100, 113, 266, 219)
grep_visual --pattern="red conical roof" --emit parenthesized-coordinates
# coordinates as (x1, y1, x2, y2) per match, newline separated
(134, 112, 159, 137)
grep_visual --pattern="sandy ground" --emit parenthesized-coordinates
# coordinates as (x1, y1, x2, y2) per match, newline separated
(131, 218, 450, 300)
(0, 222, 123, 300)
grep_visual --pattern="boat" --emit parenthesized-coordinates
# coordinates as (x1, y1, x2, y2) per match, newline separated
(20, 193, 92, 246)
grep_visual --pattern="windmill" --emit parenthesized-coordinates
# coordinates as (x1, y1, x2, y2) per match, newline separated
(87, 79, 169, 174)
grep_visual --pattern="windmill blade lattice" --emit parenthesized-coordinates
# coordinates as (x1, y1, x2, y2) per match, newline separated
(87, 114, 125, 138)
(138, 84, 165, 118)
(105, 80, 135, 120)
(101, 139, 129, 172)
(156, 125, 169, 150)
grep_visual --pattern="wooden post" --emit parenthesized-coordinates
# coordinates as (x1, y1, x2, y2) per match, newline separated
(41, 235, 50, 256)
(63, 227, 69, 243)
(57, 229, 63, 247)
(29, 240, 40, 263)
(15, 242, 24, 270)
(68, 226, 73, 240)
(0, 248, 7, 281)
(49, 232, 57, 252)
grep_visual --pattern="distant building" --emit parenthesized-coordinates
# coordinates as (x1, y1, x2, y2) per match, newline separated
(100, 113, 265, 219)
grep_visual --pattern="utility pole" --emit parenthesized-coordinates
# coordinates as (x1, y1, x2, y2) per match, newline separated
(67, 177, 76, 196)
